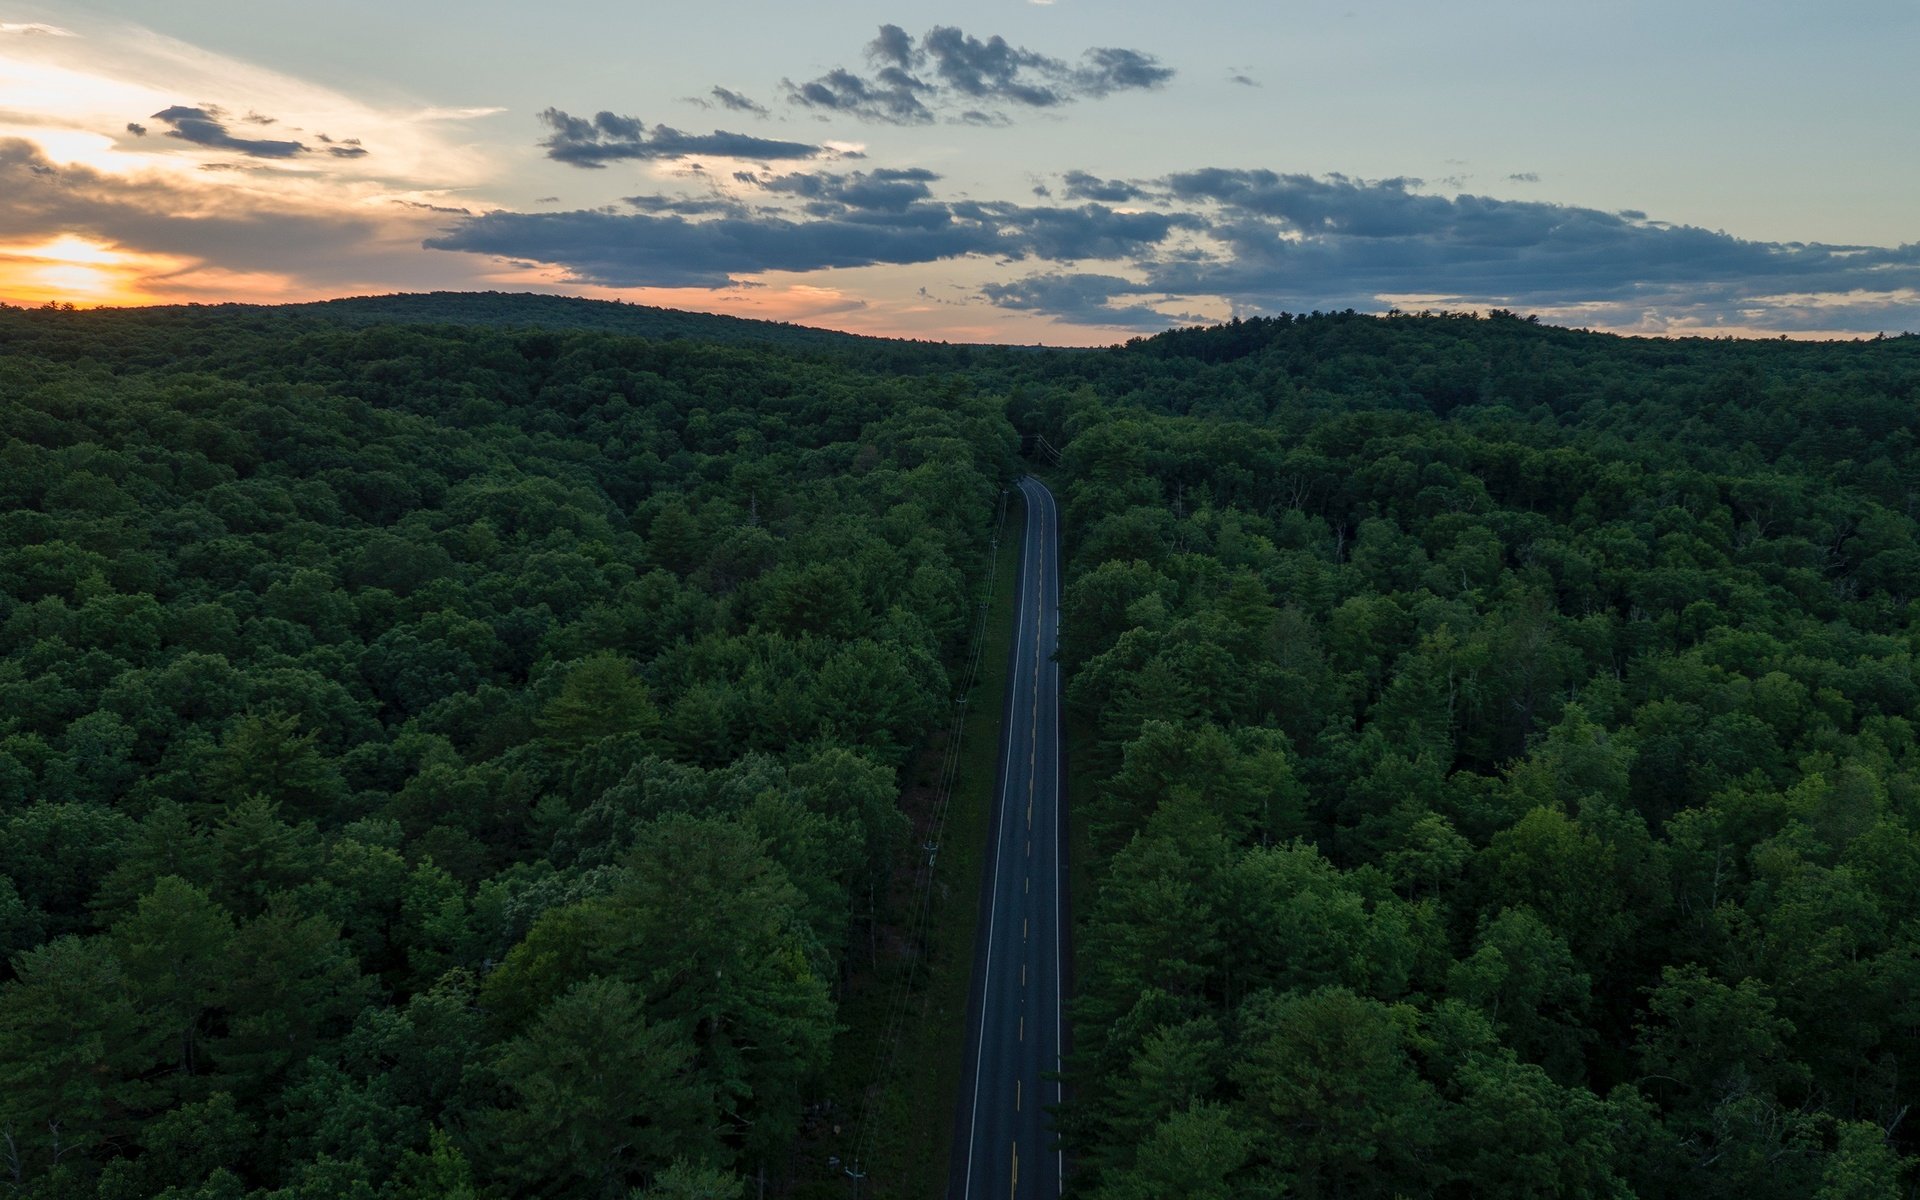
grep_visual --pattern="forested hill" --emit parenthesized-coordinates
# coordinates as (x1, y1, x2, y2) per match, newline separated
(6, 297, 1920, 1198)
(0, 304, 1017, 1198)
(127, 291, 898, 352)
(1029, 311, 1920, 1197)
(1065, 309, 1920, 427)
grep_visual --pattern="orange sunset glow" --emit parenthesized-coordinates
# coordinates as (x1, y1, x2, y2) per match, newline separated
(0, 234, 183, 307)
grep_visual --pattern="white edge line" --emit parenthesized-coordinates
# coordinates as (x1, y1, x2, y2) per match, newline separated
(1044, 482, 1066, 1198)
(962, 477, 1037, 1199)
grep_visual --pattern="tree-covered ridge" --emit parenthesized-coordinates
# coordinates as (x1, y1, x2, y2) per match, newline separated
(181, 291, 880, 351)
(81, 289, 1043, 355)
(1037, 313, 1920, 1197)
(0, 306, 1016, 1198)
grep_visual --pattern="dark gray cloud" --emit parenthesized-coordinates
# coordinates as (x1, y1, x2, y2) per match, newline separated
(537, 108, 823, 166)
(1229, 73, 1260, 88)
(739, 167, 942, 213)
(993, 170, 1920, 331)
(950, 200, 1198, 262)
(429, 209, 993, 288)
(125, 122, 147, 137)
(784, 24, 1174, 125)
(424, 194, 1190, 289)
(1060, 170, 1145, 203)
(920, 26, 1066, 106)
(424, 137, 1920, 335)
(1508, 172, 1540, 183)
(149, 105, 308, 159)
(708, 87, 769, 116)
(869, 22, 915, 69)
(785, 65, 933, 125)
(626, 192, 750, 216)
(1078, 48, 1176, 96)
(980, 272, 1172, 329)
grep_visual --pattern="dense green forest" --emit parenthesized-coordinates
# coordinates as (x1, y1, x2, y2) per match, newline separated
(1025, 312, 1920, 1198)
(0, 302, 1014, 1198)
(6, 297, 1920, 1197)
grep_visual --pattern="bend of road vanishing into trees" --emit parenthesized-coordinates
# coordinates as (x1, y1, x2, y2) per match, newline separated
(952, 475, 1066, 1200)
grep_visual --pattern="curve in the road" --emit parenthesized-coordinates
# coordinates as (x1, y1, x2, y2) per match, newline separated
(952, 475, 1064, 1200)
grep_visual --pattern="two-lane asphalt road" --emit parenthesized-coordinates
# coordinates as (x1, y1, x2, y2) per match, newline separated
(952, 475, 1065, 1200)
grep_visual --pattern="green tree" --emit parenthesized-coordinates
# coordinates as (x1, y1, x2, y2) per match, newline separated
(477, 977, 712, 1199)
(215, 900, 371, 1096)
(1231, 986, 1439, 1198)
(109, 876, 234, 1082)
(629, 1160, 746, 1200)
(538, 653, 660, 746)
(200, 712, 348, 821)
(0, 936, 157, 1174)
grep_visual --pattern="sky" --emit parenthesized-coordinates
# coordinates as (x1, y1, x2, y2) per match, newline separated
(2, 0, 1917, 343)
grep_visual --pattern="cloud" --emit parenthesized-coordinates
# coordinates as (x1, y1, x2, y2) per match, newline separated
(784, 23, 1174, 125)
(919, 26, 1068, 106)
(980, 272, 1173, 329)
(1060, 170, 1145, 203)
(414, 106, 507, 121)
(739, 166, 942, 213)
(1077, 48, 1176, 96)
(0, 137, 408, 290)
(626, 192, 750, 217)
(149, 104, 308, 158)
(11, 16, 501, 182)
(0, 20, 525, 304)
(785, 65, 933, 125)
(1508, 172, 1540, 183)
(704, 87, 769, 116)
(979, 169, 1920, 332)
(537, 108, 823, 166)
(397, 199, 474, 215)
(1229, 73, 1260, 88)
(425, 188, 1192, 289)
(0, 22, 74, 36)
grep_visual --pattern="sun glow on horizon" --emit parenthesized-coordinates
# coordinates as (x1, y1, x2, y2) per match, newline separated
(0, 234, 185, 306)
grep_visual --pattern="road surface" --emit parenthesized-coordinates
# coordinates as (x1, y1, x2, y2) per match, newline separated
(952, 475, 1065, 1200)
